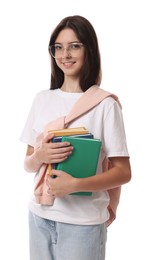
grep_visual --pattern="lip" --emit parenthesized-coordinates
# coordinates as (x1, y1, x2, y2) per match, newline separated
(62, 61, 76, 68)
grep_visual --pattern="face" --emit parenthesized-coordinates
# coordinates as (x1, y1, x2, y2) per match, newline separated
(53, 28, 85, 78)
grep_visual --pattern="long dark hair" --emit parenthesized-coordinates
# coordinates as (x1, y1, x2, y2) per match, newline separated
(48, 15, 101, 92)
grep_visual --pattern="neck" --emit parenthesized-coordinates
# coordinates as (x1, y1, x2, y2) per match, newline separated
(61, 80, 83, 93)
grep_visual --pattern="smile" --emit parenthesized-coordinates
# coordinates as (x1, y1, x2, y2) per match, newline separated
(62, 61, 76, 67)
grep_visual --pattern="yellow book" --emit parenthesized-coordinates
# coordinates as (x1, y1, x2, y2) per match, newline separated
(48, 127, 89, 137)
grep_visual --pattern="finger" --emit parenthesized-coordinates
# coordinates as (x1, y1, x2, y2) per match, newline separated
(49, 145, 73, 154)
(49, 152, 72, 163)
(51, 169, 61, 177)
(51, 141, 72, 148)
(42, 133, 55, 144)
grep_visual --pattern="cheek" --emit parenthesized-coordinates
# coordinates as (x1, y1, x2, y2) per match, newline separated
(55, 59, 61, 69)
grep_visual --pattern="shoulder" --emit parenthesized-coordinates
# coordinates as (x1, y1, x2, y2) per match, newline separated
(35, 89, 52, 99)
(97, 84, 120, 108)
(28, 89, 57, 112)
(99, 96, 120, 112)
(34, 89, 60, 103)
(92, 85, 121, 108)
(96, 96, 122, 123)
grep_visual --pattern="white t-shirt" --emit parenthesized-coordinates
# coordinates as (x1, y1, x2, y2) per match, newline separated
(20, 88, 129, 225)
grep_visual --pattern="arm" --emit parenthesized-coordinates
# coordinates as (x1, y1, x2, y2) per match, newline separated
(24, 145, 42, 173)
(46, 156, 131, 197)
(24, 134, 74, 173)
(74, 156, 131, 192)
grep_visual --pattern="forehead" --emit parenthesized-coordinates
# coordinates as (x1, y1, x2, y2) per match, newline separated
(55, 28, 79, 43)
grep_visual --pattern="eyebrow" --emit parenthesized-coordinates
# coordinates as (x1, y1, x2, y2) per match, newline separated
(54, 41, 81, 45)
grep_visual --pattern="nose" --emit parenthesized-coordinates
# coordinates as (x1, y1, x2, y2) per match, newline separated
(61, 47, 71, 58)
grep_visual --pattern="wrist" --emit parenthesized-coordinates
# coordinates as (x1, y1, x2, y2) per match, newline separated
(24, 150, 43, 173)
(33, 148, 43, 165)
(72, 178, 83, 193)
(33, 153, 42, 167)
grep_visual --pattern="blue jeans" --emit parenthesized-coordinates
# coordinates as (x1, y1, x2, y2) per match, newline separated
(29, 211, 107, 260)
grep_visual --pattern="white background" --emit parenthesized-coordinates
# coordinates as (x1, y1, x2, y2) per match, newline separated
(0, 0, 155, 259)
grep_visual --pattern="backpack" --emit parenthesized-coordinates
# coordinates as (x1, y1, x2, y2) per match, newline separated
(34, 85, 121, 226)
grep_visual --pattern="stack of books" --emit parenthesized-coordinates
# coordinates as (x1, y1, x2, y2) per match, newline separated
(48, 127, 102, 196)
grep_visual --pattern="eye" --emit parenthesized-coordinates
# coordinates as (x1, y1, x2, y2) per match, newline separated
(70, 43, 83, 50)
(54, 44, 62, 51)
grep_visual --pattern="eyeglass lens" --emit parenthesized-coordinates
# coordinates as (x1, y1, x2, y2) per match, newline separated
(49, 43, 83, 58)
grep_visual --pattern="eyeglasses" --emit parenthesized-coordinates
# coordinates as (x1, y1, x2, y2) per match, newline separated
(49, 42, 84, 59)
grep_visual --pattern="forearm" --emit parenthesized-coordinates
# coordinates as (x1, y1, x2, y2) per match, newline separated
(24, 150, 43, 173)
(73, 165, 131, 193)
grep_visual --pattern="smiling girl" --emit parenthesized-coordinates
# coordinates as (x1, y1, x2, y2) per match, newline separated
(20, 15, 131, 260)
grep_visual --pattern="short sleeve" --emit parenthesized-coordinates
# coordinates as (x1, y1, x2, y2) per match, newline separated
(103, 101, 129, 157)
(20, 95, 39, 147)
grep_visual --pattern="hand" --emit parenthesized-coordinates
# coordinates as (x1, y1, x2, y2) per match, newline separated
(46, 169, 76, 197)
(34, 134, 74, 164)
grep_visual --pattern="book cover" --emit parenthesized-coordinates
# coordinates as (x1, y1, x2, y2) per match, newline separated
(52, 133, 94, 169)
(57, 136, 102, 196)
(52, 133, 94, 143)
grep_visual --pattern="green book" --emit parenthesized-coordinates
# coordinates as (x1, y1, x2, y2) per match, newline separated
(57, 136, 102, 196)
